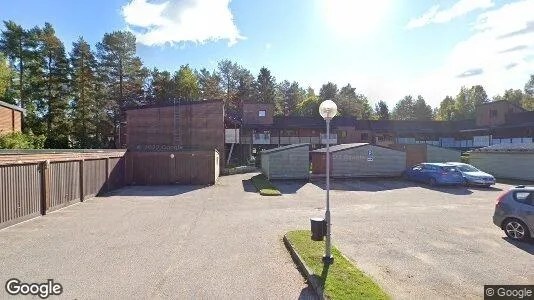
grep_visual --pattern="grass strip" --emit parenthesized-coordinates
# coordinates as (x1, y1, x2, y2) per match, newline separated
(250, 174, 282, 196)
(286, 230, 389, 300)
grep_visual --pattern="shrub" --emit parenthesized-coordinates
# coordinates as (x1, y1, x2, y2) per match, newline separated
(0, 132, 46, 149)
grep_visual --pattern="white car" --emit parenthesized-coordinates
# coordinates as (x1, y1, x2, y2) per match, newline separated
(446, 162, 496, 187)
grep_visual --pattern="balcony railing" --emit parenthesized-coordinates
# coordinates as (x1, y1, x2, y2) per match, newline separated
(252, 133, 271, 144)
(241, 135, 335, 145)
(320, 133, 338, 144)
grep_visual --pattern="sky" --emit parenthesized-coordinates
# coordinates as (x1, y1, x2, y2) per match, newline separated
(2, 0, 534, 108)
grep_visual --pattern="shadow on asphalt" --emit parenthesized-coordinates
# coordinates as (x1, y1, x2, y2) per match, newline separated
(241, 179, 257, 193)
(311, 178, 416, 192)
(502, 237, 534, 255)
(469, 186, 503, 192)
(271, 180, 307, 194)
(298, 286, 320, 300)
(310, 178, 485, 195)
(101, 185, 208, 197)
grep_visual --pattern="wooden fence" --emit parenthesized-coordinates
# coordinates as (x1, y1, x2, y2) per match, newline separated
(0, 149, 220, 230)
(0, 152, 126, 229)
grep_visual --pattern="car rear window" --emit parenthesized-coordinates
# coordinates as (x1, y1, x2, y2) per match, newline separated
(513, 191, 533, 205)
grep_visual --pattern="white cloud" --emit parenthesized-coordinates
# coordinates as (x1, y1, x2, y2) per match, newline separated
(395, 0, 534, 108)
(406, 0, 494, 29)
(121, 0, 245, 46)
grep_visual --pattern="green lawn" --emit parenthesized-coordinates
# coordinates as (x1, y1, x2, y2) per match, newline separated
(286, 230, 389, 300)
(250, 174, 281, 196)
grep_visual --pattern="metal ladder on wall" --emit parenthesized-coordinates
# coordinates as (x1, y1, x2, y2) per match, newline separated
(173, 98, 181, 147)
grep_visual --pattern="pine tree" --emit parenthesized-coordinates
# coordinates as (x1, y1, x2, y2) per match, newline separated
(96, 31, 148, 131)
(196, 68, 223, 100)
(38, 23, 71, 147)
(70, 37, 99, 148)
(0, 21, 41, 132)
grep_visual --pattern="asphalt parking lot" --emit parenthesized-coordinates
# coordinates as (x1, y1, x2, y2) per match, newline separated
(0, 173, 532, 299)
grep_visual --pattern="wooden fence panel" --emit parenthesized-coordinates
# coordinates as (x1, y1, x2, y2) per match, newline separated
(83, 159, 107, 198)
(0, 163, 41, 229)
(49, 161, 81, 211)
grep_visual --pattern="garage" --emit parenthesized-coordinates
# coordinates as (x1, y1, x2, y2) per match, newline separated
(388, 143, 461, 167)
(469, 143, 534, 181)
(311, 143, 406, 177)
(260, 143, 310, 180)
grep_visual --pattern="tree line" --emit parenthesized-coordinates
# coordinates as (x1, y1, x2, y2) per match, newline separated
(1, 20, 533, 148)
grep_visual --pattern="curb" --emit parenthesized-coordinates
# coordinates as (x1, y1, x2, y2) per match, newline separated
(283, 234, 325, 300)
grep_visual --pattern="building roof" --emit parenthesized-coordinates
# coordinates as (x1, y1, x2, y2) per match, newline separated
(0, 100, 26, 114)
(312, 143, 370, 153)
(260, 143, 310, 154)
(124, 99, 224, 111)
(477, 100, 526, 112)
(472, 143, 534, 153)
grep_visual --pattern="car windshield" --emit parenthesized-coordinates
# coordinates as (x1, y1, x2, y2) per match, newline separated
(441, 166, 458, 172)
(456, 165, 479, 172)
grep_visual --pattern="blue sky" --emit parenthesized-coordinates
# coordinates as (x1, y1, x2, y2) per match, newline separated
(2, 0, 534, 108)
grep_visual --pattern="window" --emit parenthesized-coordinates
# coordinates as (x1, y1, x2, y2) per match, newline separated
(258, 110, 266, 117)
(513, 192, 533, 205)
(339, 131, 347, 138)
(490, 110, 498, 118)
(361, 133, 369, 140)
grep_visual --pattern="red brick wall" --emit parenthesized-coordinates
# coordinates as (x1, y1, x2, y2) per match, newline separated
(242, 103, 274, 125)
(0, 106, 22, 134)
(125, 101, 225, 170)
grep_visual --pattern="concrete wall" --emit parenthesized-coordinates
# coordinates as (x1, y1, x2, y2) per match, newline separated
(470, 152, 534, 181)
(262, 146, 309, 179)
(332, 145, 406, 177)
(426, 145, 461, 163)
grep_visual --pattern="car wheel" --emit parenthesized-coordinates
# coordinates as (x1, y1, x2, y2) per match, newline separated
(462, 179, 469, 186)
(503, 219, 531, 241)
(429, 178, 437, 186)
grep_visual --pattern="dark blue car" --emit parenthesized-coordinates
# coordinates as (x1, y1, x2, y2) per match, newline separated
(402, 163, 464, 186)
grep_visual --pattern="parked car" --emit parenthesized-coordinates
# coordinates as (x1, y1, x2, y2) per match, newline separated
(446, 162, 496, 187)
(493, 185, 534, 241)
(402, 163, 464, 186)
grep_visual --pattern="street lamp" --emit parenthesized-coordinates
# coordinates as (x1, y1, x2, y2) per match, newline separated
(319, 99, 337, 265)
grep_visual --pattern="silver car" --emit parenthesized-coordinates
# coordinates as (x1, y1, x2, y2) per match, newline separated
(446, 162, 496, 187)
(493, 185, 534, 241)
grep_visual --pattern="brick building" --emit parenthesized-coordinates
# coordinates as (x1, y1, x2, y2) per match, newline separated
(0, 101, 25, 134)
(124, 100, 225, 170)
(226, 101, 534, 164)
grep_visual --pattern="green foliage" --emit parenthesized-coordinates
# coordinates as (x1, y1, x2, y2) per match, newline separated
(38, 23, 71, 139)
(286, 230, 389, 300)
(255, 67, 276, 104)
(374, 100, 390, 120)
(196, 68, 223, 100)
(296, 87, 320, 117)
(413, 95, 433, 120)
(174, 64, 199, 100)
(0, 53, 11, 100)
(0, 131, 45, 149)
(392, 95, 415, 120)
(70, 37, 102, 148)
(436, 96, 456, 120)
(319, 82, 338, 101)
(250, 174, 281, 196)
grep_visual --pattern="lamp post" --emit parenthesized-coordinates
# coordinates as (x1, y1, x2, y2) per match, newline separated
(319, 99, 337, 265)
